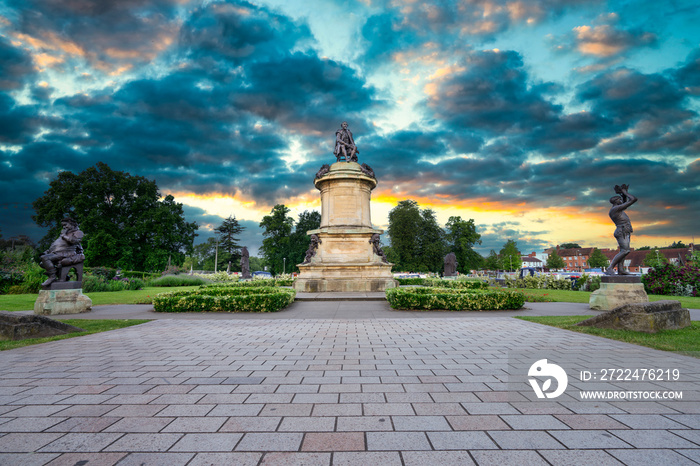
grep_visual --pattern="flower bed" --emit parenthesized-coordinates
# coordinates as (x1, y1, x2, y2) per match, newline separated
(395, 278, 488, 289)
(153, 285, 296, 313)
(386, 287, 525, 311)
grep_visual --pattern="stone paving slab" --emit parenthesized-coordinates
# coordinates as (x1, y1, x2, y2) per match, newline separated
(0, 317, 698, 465)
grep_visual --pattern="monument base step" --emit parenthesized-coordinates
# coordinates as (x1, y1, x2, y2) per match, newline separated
(295, 292, 387, 302)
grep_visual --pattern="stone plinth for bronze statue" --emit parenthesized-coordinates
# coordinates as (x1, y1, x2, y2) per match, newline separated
(295, 162, 396, 292)
(1, 311, 84, 340)
(578, 300, 690, 333)
(589, 275, 648, 311)
(34, 288, 92, 316)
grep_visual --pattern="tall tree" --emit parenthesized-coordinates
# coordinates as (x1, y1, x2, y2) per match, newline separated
(416, 209, 447, 273)
(259, 204, 295, 275)
(484, 250, 500, 270)
(587, 248, 609, 269)
(498, 239, 521, 271)
(546, 249, 565, 270)
(215, 215, 244, 272)
(643, 250, 669, 268)
(290, 210, 321, 272)
(32, 162, 197, 271)
(386, 200, 422, 271)
(445, 216, 483, 273)
(190, 237, 217, 271)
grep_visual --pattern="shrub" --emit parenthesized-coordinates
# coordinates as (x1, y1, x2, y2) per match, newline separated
(121, 270, 160, 281)
(153, 285, 296, 312)
(642, 264, 699, 297)
(85, 267, 118, 280)
(148, 275, 210, 287)
(193, 271, 240, 282)
(82, 275, 145, 292)
(7, 263, 45, 294)
(503, 275, 574, 290)
(395, 278, 425, 286)
(395, 278, 489, 289)
(386, 287, 525, 311)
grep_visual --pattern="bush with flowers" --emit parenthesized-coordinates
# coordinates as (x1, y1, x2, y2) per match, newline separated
(386, 287, 524, 311)
(153, 284, 295, 312)
(642, 264, 699, 297)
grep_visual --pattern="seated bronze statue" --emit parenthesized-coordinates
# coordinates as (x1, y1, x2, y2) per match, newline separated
(39, 217, 86, 287)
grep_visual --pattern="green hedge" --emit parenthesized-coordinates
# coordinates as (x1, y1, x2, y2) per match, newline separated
(395, 277, 489, 289)
(148, 275, 210, 287)
(386, 287, 525, 311)
(153, 285, 296, 313)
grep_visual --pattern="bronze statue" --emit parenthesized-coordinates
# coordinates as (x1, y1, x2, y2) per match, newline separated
(360, 163, 375, 179)
(605, 184, 638, 275)
(444, 252, 458, 277)
(39, 217, 85, 287)
(334, 121, 359, 163)
(240, 246, 252, 279)
(303, 234, 322, 264)
(369, 234, 388, 263)
(315, 164, 330, 179)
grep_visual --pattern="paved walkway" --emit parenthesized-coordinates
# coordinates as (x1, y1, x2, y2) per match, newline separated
(1, 309, 698, 465)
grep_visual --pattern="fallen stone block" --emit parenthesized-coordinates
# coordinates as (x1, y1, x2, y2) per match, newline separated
(0, 311, 84, 341)
(577, 300, 691, 333)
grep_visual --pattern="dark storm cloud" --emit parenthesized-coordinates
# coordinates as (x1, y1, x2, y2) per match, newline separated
(0, 35, 35, 90)
(673, 47, 700, 96)
(425, 50, 562, 134)
(361, 0, 601, 65)
(6, 0, 182, 72)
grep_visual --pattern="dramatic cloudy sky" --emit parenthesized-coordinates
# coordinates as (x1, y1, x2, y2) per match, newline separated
(1, 0, 699, 257)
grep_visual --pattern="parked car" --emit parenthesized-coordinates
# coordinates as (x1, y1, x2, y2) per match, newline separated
(253, 271, 273, 279)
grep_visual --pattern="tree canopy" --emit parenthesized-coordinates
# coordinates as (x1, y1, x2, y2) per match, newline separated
(259, 204, 295, 275)
(643, 250, 669, 268)
(445, 216, 483, 272)
(587, 248, 609, 269)
(289, 210, 321, 272)
(546, 249, 565, 270)
(215, 215, 244, 272)
(386, 200, 447, 272)
(498, 239, 521, 271)
(559, 242, 581, 249)
(32, 162, 197, 271)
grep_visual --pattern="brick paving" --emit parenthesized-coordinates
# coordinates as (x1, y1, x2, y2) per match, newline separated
(0, 317, 698, 465)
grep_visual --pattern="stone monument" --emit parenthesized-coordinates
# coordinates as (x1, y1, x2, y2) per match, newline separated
(444, 252, 458, 277)
(240, 246, 252, 279)
(294, 122, 396, 292)
(35, 217, 92, 315)
(590, 184, 648, 311)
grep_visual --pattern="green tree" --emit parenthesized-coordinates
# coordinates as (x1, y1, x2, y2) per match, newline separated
(386, 200, 422, 271)
(249, 256, 267, 272)
(259, 204, 295, 275)
(667, 240, 687, 249)
(484, 250, 500, 270)
(289, 210, 321, 272)
(416, 208, 447, 273)
(445, 216, 482, 273)
(587, 248, 609, 269)
(560, 242, 581, 249)
(189, 237, 217, 271)
(498, 240, 520, 271)
(643, 250, 669, 268)
(546, 249, 565, 270)
(32, 162, 197, 271)
(215, 215, 244, 272)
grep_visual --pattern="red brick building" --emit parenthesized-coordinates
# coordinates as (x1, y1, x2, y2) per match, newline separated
(602, 244, 695, 273)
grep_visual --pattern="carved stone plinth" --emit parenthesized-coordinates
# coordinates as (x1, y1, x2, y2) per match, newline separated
(1, 311, 84, 340)
(34, 289, 92, 316)
(295, 162, 397, 293)
(578, 300, 690, 333)
(589, 275, 648, 311)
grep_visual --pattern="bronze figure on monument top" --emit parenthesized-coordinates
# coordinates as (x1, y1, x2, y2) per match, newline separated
(605, 184, 638, 275)
(334, 121, 359, 163)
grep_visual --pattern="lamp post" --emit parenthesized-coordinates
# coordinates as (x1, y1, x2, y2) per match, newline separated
(283, 257, 286, 275)
(214, 236, 219, 273)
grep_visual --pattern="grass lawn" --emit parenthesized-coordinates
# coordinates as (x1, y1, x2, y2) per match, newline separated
(0, 319, 150, 351)
(0, 286, 200, 311)
(514, 288, 700, 309)
(516, 315, 700, 357)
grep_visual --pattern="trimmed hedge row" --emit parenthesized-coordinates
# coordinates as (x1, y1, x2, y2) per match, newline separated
(395, 278, 488, 289)
(386, 287, 525, 311)
(153, 285, 296, 313)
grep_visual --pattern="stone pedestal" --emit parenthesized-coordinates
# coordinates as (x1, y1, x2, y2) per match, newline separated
(589, 275, 648, 311)
(295, 162, 396, 293)
(34, 289, 92, 316)
(578, 300, 690, 333)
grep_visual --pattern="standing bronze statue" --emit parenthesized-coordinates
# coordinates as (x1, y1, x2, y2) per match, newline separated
(39, 217, 86, 287)
(334, 121, 359, 162)
(605, 184, 638, 275)
(240, 246, 252, 279)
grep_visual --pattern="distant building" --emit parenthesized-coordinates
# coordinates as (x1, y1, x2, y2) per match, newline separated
(521, 255, 543, 269)
(602, 244, 695, 273)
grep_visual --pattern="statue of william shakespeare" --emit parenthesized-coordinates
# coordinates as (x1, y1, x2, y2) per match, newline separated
(39, 217, 86, 287)
(605, 184, 638, 275)
(334, 121, 359, 162)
